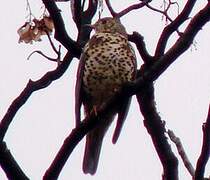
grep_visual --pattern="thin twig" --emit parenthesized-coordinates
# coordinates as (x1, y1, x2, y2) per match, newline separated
(146, 4, 173, 22)
(27, 50, 59, 62)
(42, 0, 81, 57)
(81, 0, 86, 11)
(168, 130, 195, 176)
(105, 0, 149, 18)
(46, 30, 59, 55)
(117, 1, 150, 18)
(26, 0, 35, 22)
(27, 31, 62, 63)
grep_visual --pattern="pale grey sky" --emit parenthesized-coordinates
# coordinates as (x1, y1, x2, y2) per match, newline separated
(0, 1, 209, 179)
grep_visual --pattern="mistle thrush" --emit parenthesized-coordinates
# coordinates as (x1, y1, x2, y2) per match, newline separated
(75, 17, 137, 175)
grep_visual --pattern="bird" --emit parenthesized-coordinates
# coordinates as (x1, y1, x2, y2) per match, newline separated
(75, 17, 137, 175)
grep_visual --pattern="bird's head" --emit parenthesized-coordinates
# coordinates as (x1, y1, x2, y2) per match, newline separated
(89, 17, 127, 36)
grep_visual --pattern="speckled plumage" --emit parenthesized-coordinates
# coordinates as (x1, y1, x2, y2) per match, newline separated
(75, 17, 137, 175)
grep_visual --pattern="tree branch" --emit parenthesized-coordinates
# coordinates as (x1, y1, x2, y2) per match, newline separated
(146, 3, 174, 23)
(0, 52, 73, 141)
(104, 0, 150, 18)
(71, 0, 82, 31)
(77, 0, 98, 47)
(42, 0, 81, 57)
(117, 0, 150, 18)
(141, 2, 210, 82)
(168, 130, 195, 177)
(128, 32, 153, 63)
(43, 110, 105, 179)
(0, 142, 29, 180)
(194, 105, 210, 180)
(154, 0, 197, 58)
(136, 82, 178, 180)
(84, 0, 98, 19)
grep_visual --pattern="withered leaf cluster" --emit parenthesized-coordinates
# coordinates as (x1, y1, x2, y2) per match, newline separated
(17, 16, 54, 44)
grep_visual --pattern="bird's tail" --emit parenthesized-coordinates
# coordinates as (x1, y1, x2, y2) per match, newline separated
(82, 128, 104, 175)
(82, 114, 113, 175)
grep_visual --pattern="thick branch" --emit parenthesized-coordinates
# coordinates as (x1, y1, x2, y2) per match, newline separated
(42, 0, 81, 57)
(136, 83, 178, 180)
(77, 0, 98, 47)
(128, 32, 153, 63)
(0, 52, 73, 141)
(194, 105, 210, 180)
(0, 142, 29, 180)
(84, 0, 98, 19)
(71, 0, 82, 30)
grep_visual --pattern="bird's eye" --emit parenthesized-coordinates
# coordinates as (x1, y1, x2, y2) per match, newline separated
(101, 20, 107, 24)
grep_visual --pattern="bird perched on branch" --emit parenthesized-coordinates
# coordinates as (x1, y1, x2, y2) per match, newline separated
(75, 17, 137, 175)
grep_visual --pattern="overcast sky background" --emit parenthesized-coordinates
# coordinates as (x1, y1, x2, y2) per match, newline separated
(0, 0, 210, 179)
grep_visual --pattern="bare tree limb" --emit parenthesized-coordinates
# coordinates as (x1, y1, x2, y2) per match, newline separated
(128, 32, 153, 63)
(77, 0, 98, 47)
(84, 0, 98, 19)
(143, 2, 210, 81)
(71, 0, 82, 30)
(168, 130, 195, 176)
(117, 1, 150, 18)
(154, 0, 197, 58)
(0, 0, 83, 141)
(27, 50, 61, 63)
(0, 142, 29, 180)
(42, 0, 81, 57)
(43, 109, 104, 179)
(104, 0, 150, 18)
(0, 52, 74, 141)
(194, 105, 210, 180)
(70, 0, 98, 47)
(146, 3, 174, 23)
(136, 82, 178, 180)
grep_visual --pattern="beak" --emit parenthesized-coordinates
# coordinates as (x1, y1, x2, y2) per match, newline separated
(83, 24, 95, 29)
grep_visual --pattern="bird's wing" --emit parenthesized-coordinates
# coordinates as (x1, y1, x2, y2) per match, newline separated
(112, 96, 132, 144)
(75, 52, 87, 127)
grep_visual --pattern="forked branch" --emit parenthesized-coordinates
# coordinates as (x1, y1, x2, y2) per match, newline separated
(154, 0, 197, 58)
